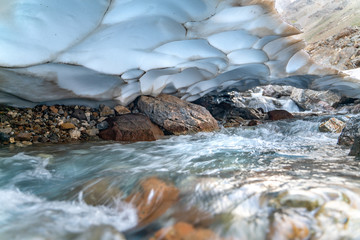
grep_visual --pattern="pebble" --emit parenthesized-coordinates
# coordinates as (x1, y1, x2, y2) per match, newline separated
(97, 121, 109, 130)
(70, 129, 81, 139)
(99, 105, 115, 117)
(60, 123, 76, 130)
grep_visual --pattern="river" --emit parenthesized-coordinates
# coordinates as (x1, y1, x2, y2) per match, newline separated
(0, 114, 359, 240)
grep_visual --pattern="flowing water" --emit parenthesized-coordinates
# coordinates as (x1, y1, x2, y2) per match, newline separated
(0, 115, 360, 240)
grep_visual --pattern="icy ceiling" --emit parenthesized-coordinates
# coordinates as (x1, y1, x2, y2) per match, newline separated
(0, 0, 359, 106)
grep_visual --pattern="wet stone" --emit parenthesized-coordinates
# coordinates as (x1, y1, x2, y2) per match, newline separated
(126, 176, 179, 227)
(319, 117, 346, 133)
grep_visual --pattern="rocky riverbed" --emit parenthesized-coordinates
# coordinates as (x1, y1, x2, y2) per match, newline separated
(1, 85, 359, 155)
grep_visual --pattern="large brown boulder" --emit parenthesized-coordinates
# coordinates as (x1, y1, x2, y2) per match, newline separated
(99, 114, 164, 142)
(137, 94, 219, 135)
(126, 177, 179, 227)
(267, 110, 294, 121)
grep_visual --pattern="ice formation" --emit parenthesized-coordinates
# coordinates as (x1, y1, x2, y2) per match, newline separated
(0, 0, 359, 107)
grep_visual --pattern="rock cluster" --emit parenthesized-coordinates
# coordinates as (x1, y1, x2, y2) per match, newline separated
(0, 85, 358, 147)
(72, 175, 223, 239)
(0, 94, 220, 146)
(0, 104, 116, 146)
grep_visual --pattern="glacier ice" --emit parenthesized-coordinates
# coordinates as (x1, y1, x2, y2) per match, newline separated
(0, 0, 359, 107)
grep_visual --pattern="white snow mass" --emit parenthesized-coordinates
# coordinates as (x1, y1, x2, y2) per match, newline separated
(0, 0, 359, 107)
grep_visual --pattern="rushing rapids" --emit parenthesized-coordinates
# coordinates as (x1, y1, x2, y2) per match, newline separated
(0, 115, 360, 239)
(0, 0, 359, 107)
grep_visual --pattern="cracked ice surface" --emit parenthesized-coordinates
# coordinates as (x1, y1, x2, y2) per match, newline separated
(0, 0, 359, 107)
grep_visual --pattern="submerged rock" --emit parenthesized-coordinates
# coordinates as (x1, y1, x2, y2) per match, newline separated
(137, 94, 219, 135)
(319, 118, 346, 133)
(262, 85, 294, 98)
(150, 222, 221, 240)
(268, 212, 310, 240)
(267, 110, 294, 121)
(338, 117, 360, 146)
(70, 225, 126, 240)
(126, 177, 179, 227)
(99, 114, 164, 142)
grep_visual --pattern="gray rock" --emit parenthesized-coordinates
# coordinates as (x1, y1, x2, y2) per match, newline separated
(71, 109, 87, 121)
(349, 136, 360, 157)
(262, 85, 294, 98)
(290, 88, 341, 111)
(194, 94, 264, 123)
(338, 117, 360, 146)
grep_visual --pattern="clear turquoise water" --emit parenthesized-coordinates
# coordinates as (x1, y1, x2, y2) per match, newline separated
(0, 115, 360, 240)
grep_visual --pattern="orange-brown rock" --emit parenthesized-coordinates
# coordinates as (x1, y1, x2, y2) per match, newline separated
(126, 177, 179, 227)
(137, 94, 219, 135)
(267, 110, 294, 121)
(150, 222, 221, 240)
(49, 105, 58, 114)
(99, 114, 164, 142)
(60, 122, 76, 130)
(114, 105, 131, 115)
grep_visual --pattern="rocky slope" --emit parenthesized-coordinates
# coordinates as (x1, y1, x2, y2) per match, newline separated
(276, 0, 360, 43)
(306, 26, 360, 70)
